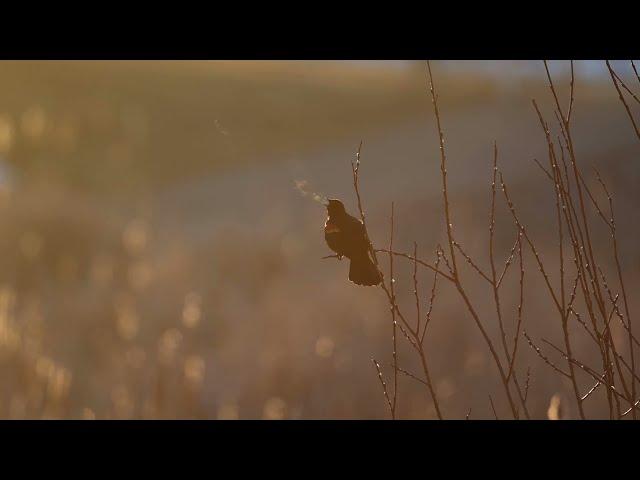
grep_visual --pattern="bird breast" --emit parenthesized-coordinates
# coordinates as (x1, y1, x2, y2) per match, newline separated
(324, 218, 341, 234)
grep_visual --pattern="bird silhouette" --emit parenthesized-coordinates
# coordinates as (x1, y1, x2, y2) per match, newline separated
(324, 199, 382, 286)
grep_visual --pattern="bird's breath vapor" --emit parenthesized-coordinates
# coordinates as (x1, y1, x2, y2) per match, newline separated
(293, 179, 329, 205)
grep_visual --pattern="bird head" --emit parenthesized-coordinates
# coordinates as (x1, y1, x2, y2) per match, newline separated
(326, 198, 346, 217)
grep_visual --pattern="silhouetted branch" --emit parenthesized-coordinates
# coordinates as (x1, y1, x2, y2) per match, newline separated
(372, 359, 394, 418)
(391, 363, 428, 387)
(389, 201, 398, 419)
(421, 249, 441, 342)
(523, 331, 571, 379)
(373, 250, 454, 282)
(606, 60, 640, 140)
(489, 395, 498, 420)
(453, 240, 493, 284)
(496, 229, 521, 289)
(428, 61, 520, 419)
(631, 61, 640, 87)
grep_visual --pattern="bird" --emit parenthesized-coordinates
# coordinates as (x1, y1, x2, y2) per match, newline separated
(323, 198, 382, 286)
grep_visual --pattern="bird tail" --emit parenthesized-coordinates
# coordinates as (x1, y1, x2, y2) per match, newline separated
(349, 253, 382, 286)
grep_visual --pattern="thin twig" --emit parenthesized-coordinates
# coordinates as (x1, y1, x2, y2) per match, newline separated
(606, 60, 640, 140)
(372, 359, 394, 418)
(506, 235, 525, 382)
(631, 60, 640, 87)
(454, 240, 493, 284)
(489, 396, 498, 420)
(389, 202, 398, 419)
(496, 229, 521, 289)
(390, 363, 428, 387)
(567, 60, 575, 123)
(609, 64, 640, 106)
(594, 168, 637, 417)
(542, 338, 640, 414)
(373, 249, 454, 282)
(533, 158, 554, 182)
(427, 61, 519, 419)
(581, 374, 605, 402)
(523, 331, 571, 379)
(413, 242, 421, 334)
(353, 142, 442, 419)
(500, 170, 562, 314)
(523, 367, 531, 404)
(421, 250, 441, 342)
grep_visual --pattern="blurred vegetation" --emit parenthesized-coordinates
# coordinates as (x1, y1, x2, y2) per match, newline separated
(0, 61, 498, 196)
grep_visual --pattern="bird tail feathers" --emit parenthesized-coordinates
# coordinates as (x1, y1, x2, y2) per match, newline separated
(349, 254, 382, 286)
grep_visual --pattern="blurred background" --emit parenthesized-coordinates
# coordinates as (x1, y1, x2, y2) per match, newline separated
(0, 60, 638, 419)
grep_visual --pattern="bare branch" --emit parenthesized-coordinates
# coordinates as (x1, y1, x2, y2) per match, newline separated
(453, 240, 493, 284)
(606, 60, 640, 140)
(390, 363, 428, 387)
(372, 359, 394, 418)
(389, 202, 398, 418)
(373, 249, 454, 282)
(421, 249, 441, 342)
(489, 395, 499, 420)
(523, 331, 571, 379)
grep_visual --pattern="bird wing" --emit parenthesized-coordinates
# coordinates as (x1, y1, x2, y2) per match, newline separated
(343, 216, 369, 250)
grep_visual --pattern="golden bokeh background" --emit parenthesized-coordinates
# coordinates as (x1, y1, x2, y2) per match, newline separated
(0, 60, 637, 419)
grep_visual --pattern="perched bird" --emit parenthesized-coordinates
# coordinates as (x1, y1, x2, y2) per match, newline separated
(324, 199, 382, 286)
